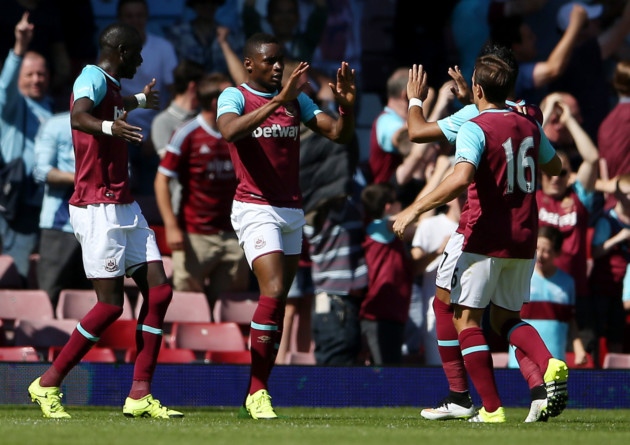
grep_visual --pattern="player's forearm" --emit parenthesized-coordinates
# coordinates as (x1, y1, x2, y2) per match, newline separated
(219, 100, 283, 142)
(535, 12, 582, 87)
(154, 175, 178, 229)
(407, 109, 444, 143)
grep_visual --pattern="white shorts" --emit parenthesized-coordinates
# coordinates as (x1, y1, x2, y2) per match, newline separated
(435, 231, 464, 291)
(449, 252, 535, 311)
(69, 202, 161, 279)
(231, 200, 305, 268)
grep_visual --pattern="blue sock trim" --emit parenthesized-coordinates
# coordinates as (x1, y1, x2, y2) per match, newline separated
(250, 321, 278, 331)
(137, 324, 163, 335)
(77, 323, 99, 342)
(437, 339, 460, 347)
(461, 345, 490, 356)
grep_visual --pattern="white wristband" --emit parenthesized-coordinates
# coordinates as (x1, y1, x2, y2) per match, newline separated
(134, 93, 147, 108)
(101, 120, 113, 136)
(408, 98, 424, 110)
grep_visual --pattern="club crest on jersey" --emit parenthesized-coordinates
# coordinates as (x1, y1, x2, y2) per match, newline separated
(104, 257, 119, 273)
(254, 236, 266, 250)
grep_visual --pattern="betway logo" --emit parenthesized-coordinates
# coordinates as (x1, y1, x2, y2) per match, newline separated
(252, 124, 299, 141)
(114, 106, 125, 120)
(539, 207, 577, 227)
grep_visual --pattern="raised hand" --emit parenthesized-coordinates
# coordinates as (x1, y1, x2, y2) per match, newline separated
(14, 12, 34, 56)
(329, 61, 356, 110)
(447, 65, 471, 105)
(407, 64, 429, 102)
(278, 61, 310, 102)
(143, 78, 160, 110)
(216, 25, 230, 44)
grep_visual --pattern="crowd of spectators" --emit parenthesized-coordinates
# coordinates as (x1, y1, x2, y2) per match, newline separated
(1, 0, 630, 367)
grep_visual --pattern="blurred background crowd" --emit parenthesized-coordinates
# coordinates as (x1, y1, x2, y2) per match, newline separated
(1, 0, 630, 369)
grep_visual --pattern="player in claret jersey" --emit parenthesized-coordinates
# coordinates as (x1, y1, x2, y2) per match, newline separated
(28, 22, 182, 420)
(216, 32, 356, 419)
(394, 50, 569, 423)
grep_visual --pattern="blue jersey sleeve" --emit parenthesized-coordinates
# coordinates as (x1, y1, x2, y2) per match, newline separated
(538, 124, 557, 165)
(454, 120, 484, 168)
(217, 86, 245, 118)
(572, 180, 595, 212)
(437, 104, 479, 144)
(623, 264, 630, 302)
(72, 66, 111, 107)
(297, 92, 321, 123)
(376, 110, 404, 153)
(591, 214, 612, 246)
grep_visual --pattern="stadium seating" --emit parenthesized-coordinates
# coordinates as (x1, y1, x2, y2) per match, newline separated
(0, 289, 55, 344)
(136, 290, 211, 324)
(213, 291, 258, 344)
(0, 289, 54, 322)
(56, 289, 134, 320)
(0, 346, 41, 362)
(602, 353, 630, 369)
(0, 255, 23, 288)
(47, 346, 117, 363)
(565, 351, 595, 369)
(97, 319, 138, 350)
(13, 318, 78, 355)
(169, 322, 247, 359)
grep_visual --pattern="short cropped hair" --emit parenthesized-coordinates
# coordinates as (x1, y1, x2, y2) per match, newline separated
(197, 72, 232, 111)
(98, 23, 141, 51)
(244, 32, 280, 58)
(361, 182, 397, 221)
(538, 225, 563, 253)
(171, 59, 205, 95)
(473, 54, 515, 104)
(479, 42, 519, 79)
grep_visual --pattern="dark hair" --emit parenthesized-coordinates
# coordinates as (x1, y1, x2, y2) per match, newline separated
(171, 59, 205, 95)
(361, 182, 397, 220)
(613, 60, 630, 96)
(538, 225, 563, 253)
(196, 72, 232, 110)
(244, 32, 280, 58)
(473, 54, 515, 104)
(479, 42, 519, 79)
(98, 23, 141, 51)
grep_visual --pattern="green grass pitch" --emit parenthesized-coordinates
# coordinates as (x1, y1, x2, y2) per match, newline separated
(1, 406, 629, 445)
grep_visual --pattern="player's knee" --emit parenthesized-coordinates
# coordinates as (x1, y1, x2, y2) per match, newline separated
(498, 318, 525, 341)
(94, 301, 125, 325)
(148, 283, 173, 311)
